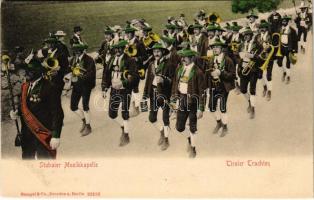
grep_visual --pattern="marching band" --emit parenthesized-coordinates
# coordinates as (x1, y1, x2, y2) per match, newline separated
(3, 2, 312, 159)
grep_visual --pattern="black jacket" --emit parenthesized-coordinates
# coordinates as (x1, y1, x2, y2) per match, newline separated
(101, 54, 138, 91)
(70, 53, 96, 89)
(20, 78, 64, 138)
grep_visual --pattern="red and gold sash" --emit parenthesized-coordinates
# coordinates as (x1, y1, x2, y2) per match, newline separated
(20, 82, 56, 159)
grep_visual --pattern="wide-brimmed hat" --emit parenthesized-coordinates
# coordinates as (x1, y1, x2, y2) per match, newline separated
(178, 41, 191, 50)
(55, 30, 66, 36)
(259, 20, 270, 29)
(246, 12, 259, 19)
(165, 23, 177, 30)
(143, 26, 153, 32)
(300, 1, 309, 9)
(103, 26, 114, 34)
(160, 36, 176, 45)
(177, 48, 198, 57)
(191, 22, 203, 29)
(207, 23, 217, 32)
(224, 22, 232, 30)
(27, 59, 44, 72)
(209, 38, 227, 47)
(282, 14, 292, 21)
(123, 25, 137, 33)
(74, 26, 83, 33)
(149, 43, 170, 54)
(44, 36, 58, 44)
(231, 22, 243, 31)
(14, 46, 24, 53)
(242, 27, 254, 35)
(72, 43, 88, 51)
(111, 40, 128, 49)
(196, 9, 206, 17)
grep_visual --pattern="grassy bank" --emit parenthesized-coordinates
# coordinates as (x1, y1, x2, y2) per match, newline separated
(1, 0, 300, 52)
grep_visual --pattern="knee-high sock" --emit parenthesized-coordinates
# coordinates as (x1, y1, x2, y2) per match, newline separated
(262, 72, 267, 86)
(214, 110, 221, 121)
(267, 81, 272, 91)
(123, 120, 130, 134)
(243, 93, 250, 101)
(221, 112, 228, 125)
(250, 95, 256, 107)
(286, 68, 291, 77)
(74, 109, 84, 120)
(164, 126, 170, 138)
(283, 64, 287, 73)
(132, 92, 141, 108)
(189, 131, 196, 147)
(83, 111, 90, 124)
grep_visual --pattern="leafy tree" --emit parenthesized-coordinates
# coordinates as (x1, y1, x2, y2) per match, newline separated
(232, 0, 283, 13)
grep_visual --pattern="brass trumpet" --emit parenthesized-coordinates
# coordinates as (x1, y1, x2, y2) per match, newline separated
(124, 44, 137, 57)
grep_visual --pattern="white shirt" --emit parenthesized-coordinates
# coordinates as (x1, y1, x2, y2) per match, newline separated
(260, 32, 268, 43)
(281, 25, 290, 45)
(179, 62, 194, 94)
(28, 77, 42, 95)
(111, 54, 124, 89)
(214, 53, 224, 65)
(249, 21, 259, 33)
(152, 57, 164, 87)
(128, 37, 136, 45)
(231, 33, 240, 42)
(74, 33, 83, 44)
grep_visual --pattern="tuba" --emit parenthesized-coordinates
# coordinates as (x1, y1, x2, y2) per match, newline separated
(124, 44, 137, 57)
(143, 32, 160, 47)
(272, 32, 283, 57)
(208, 12, 222, 24)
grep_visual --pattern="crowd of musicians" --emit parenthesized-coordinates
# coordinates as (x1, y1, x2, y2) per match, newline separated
(2, 2, 312, 159)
